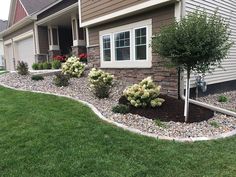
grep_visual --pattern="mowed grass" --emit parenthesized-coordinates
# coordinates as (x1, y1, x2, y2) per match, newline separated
(0, 86, 236, 177)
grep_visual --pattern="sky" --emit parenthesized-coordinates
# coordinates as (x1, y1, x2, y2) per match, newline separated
(0, 0, 11, 20)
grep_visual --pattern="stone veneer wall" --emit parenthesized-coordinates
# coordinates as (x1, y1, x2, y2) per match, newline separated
(88, 46, 178, 97)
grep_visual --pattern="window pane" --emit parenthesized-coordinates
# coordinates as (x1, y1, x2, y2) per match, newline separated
(103, 35, 111, 61)
(136, 46, 146, 60)
(116, 47, 130, 61)
(115, 31, 130, 61)
(135, 28, 147, 60)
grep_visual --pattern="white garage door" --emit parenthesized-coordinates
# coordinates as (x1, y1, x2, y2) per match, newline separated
(15, 36, 35, 69)
(5, 44, 14, 71)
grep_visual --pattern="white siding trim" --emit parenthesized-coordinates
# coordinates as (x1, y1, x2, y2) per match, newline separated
(12, 30, 33, 42)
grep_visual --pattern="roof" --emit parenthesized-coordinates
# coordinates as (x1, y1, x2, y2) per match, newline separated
(0, 20, 8, 32)
(20, 0, 59, 15)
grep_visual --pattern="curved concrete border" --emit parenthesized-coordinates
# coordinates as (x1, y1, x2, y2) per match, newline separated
(1, 82, 236, 142)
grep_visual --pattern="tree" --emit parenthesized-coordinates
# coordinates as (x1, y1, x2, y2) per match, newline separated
(152, 11, 232, 122)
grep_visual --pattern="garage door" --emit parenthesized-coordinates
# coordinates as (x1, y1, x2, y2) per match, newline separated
(15, 36, 35, 69)
(5, 44, 14, 71)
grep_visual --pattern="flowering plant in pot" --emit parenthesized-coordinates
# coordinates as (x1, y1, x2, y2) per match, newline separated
(53, 55, 67, 62)
(79, 53, 88, 64)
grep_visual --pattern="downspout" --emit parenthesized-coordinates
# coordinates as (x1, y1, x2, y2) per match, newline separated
(178, 0, 236, 118)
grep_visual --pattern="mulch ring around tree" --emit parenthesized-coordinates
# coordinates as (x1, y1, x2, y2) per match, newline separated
(119, 95, 214, 123)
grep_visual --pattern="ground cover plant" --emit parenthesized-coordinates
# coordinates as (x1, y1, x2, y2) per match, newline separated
(31, 75, 44, 81)
(53, 73, 70, 87)
(0, 86, 236, 177)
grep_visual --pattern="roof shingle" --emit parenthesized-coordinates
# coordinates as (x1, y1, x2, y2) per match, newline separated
(20, 0, 59, 15)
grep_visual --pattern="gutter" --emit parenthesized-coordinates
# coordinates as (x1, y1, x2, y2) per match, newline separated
(178, 0, 236, 118)
(0, 16, 34, 37)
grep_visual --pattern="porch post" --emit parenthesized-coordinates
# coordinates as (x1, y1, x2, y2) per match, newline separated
(48, 25, 61, 59)
(71, 15, 86, 56)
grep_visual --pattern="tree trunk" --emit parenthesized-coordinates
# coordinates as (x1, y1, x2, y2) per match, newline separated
(184, 69, 191, 122)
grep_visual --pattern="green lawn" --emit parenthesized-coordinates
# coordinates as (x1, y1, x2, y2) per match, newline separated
(0, 86, 236, 177)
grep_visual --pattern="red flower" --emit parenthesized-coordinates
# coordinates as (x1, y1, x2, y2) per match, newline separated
(53, 55, 66, 62)
(79, 53, 88, 59)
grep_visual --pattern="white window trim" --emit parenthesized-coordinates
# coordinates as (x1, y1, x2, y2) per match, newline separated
(99, 19, 152, 68)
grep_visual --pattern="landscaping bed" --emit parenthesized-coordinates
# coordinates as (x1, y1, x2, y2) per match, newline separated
(0, 72, 236, 139)
(119, 95, 214, 123)
(197, 91, 236, 112)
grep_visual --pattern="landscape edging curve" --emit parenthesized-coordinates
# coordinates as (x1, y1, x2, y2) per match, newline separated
(1, 83, 236, 142)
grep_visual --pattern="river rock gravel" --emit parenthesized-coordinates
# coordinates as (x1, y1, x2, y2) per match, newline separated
(0, 72, 236, 139)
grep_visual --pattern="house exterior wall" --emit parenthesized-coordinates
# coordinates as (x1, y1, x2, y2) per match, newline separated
(87, 5, 179, 97)
(3, 23, 34, 41)
(13, 0, 27, 25)
(80, 0, 148, 23)
(185, 0, 236, 87)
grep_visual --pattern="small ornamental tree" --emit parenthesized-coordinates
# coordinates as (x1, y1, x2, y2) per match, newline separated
(152, 11, 232, 122)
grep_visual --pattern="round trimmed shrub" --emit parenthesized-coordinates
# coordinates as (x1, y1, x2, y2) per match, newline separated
(88, 68, 114, 98)
(62, 56, 85, 77)
(123, 77, 165, 108)
(51, 60, 61, 69)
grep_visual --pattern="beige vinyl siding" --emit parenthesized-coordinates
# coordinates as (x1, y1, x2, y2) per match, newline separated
(184, 0, 236, 87)
(88, 5, 174, 45)
(81, 0, 148, 23)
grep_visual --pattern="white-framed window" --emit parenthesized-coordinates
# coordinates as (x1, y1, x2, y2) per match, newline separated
(100, 19, 152, 68)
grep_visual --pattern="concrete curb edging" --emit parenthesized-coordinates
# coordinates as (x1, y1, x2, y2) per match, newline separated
(1, 83, 236, 142)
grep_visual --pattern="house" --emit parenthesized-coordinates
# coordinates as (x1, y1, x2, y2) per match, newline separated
(1, 0, 235, 98)
(0, 20, 8, 68)
(79, 0, 236, 97)
(1, 0, 86, 71)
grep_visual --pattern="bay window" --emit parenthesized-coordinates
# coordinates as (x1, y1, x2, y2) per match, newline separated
(100, 19, 152, 68)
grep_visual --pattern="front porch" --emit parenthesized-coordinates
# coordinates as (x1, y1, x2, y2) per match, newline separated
(35, 4, 86, 62)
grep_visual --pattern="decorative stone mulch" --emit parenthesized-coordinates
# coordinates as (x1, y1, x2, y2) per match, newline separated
(0, 72, 236, 139)
(197, 91, 236, 112)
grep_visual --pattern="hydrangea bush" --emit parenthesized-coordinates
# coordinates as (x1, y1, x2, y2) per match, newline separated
(88, 68, 114, 98)
(123, 77, 165, 108)
(62, 56, 85, 77)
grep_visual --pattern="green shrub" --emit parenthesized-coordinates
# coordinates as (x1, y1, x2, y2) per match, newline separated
(123, 77, 165, 108)
(218, 95, 228, 103)
(31, 75, 44, 81)
(53, 73, 70, 87)
(154, 119, 167, 128)
(32, 63, 39, 70)
(112, 104, 129, 114)
(209, 121, 220, 128)
(51, 60, 61, 69)
(16, 61, 29, 75)
(62, 56, 85, 77)
(38, 63, 44, 70)
(88, 68, 114, 98)
(43, 62, 52, 70)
